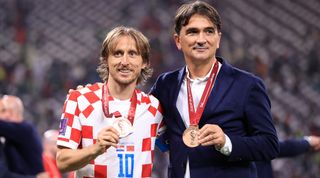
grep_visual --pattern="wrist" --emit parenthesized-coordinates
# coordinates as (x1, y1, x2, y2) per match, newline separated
(304, 136, 312, 145)
(92, 143, 106, 156)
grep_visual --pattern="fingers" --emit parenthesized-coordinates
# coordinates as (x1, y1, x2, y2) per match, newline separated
(198, 124, 225, 147)
(68, 84, 94, 94)
(68, 89, 75, 94)
(77, 85, 85, 89)
(97, 126, 120, 151)
(85, 84, 92, 88)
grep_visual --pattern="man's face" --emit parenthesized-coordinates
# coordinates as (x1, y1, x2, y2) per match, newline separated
(107, 36, 146, 86)
(174, 14, 221, 65)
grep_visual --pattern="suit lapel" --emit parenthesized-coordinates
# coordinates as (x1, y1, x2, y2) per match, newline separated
(172, 67, 188, 131)
(201, 58, 235, 123)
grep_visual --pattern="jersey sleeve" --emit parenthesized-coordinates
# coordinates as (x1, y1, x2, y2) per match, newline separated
(57, 91, 82, 149)
(152, 98, 169, 152)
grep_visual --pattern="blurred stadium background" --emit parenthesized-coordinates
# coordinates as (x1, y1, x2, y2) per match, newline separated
(0, 0, 319, 177)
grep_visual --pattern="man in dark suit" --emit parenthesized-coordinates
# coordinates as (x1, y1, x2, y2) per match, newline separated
(0, 96, 41, 178)
(0, 95, 47, 178)
(150, 1, 279, 178)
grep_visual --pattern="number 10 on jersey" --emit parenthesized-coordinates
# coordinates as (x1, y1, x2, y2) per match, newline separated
(117, 153, 134, 177)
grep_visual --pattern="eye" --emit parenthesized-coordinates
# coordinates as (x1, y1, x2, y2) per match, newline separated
(128, 50, 139, 57)
(113, 50, 123, 57)
(205, 28, 215, 35)
(186, 28, 198, 35)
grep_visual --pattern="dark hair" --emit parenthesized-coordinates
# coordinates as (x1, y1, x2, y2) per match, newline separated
(174, 1, 221, 34)
(97, 26, 153, 85)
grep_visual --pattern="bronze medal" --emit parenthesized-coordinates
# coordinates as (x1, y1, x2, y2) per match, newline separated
(112, 117, 133, 138)
(182, 125, 199, 147)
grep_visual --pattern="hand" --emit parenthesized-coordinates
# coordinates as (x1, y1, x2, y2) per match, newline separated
(96, 126, 120, 154)
(68, 84, 88, 94)
(308, 135, 320, 151)
(198, 124, 226, 147)
(68, 83, 103, 94)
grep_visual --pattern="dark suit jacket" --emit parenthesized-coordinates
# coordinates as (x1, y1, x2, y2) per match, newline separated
(0, 120, 44, 175)
(0, 134, 36, 178)
(256, 139, 310, 178)
(151, 57, 279, 178)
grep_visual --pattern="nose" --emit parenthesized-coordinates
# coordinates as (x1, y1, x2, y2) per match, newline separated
(196, 32, 206, 45)
(120, 54, 129, 65)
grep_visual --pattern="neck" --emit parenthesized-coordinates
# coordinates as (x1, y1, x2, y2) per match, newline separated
(187, 58, 216, 79)
(107, 82, 136, 100)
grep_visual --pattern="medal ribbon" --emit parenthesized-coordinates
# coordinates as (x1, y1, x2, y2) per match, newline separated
(102, 84, 137, 125)
(186, 61, 219, 126)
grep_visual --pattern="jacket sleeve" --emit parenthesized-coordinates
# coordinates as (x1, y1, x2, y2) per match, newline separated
(278, 139, 310, 157)
(228, 78, 279, 161)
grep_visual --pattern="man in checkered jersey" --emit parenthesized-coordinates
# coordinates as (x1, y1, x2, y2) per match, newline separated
(56, 26, 164, 178)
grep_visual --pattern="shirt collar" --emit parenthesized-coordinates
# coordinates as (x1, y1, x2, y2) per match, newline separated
(185, 62, 215, 82)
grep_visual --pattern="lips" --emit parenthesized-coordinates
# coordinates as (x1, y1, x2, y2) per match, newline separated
(193, 47, 208, 52)
(118, 68, 132, 74)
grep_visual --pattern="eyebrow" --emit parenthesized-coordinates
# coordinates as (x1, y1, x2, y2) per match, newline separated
(186, 26, 216, 33)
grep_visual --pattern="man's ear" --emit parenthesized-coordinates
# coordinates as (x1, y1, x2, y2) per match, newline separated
(216, 32, 222, 49)
(174, 34, 182, 50)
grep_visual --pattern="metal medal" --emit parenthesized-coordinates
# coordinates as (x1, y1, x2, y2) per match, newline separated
(112, 117, 133, 138)
(182, 125, 200, 147)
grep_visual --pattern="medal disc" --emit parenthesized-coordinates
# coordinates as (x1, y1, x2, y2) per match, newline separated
(182, 125, 199, 147)
(112, 117, 133, 138)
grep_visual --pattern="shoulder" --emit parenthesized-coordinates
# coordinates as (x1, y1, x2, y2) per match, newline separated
(234, 67, 262, 83)
(156, 68, 183, 83)
(151, 68, 184, 96)
(67, 82, 102, 102)
(137, 90, 160, 106)
(221, 58, 264, 85)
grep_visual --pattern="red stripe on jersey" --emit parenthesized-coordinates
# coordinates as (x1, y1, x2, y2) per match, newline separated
(68, 91, 81, 101)
(70, 128, 81, 144)
(64, 113, 75, 120)
(141, 95, 151, 104)
(84, 92, 100, 104)
(82, 105, 94, 118)
(82, 126, 93, 139)
(150, 123, 158, 137)
(66, 116, 74, 127)
(142, 138, 151, 151)
(94, 165, 107, 178)
(57, 137, 69, 142)
(148, 106, 157, 116)
(141, 164, 152, 177)
(126, 145, 135, 152)
(88, 83, 100, 91)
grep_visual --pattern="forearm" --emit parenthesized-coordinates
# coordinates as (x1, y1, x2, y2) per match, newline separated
(56, 145, 104, 172)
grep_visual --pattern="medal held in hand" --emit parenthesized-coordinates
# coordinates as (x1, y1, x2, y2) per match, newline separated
(182, 125, 199, 147)
(112, 117, 133, 138)
(183, 61, 219, 147)
(102, 84, 137, 138)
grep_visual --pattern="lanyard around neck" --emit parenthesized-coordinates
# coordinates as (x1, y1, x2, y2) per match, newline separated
(102, 84, 137, 125)
(186, 61, 219, 126)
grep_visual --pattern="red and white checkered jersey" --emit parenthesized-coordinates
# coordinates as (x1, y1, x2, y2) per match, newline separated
(57, 83, 164, 178)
